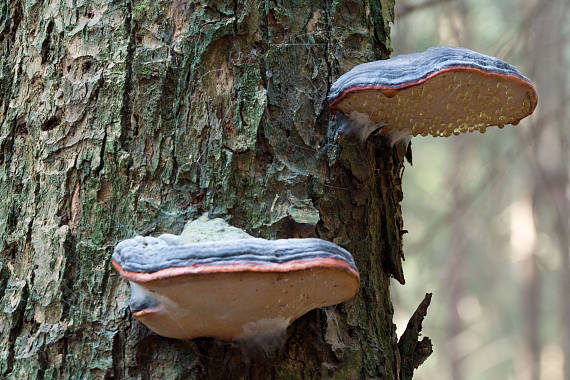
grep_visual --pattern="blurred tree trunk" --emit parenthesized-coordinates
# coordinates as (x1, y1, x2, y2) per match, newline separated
(523, 1, 569, 379)
(444, 141, 468, 380)
(523, 243, 541, 380)
(0, 0, 430, 378)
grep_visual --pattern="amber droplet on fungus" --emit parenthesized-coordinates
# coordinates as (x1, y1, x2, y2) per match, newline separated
(381, 89, 398, 98)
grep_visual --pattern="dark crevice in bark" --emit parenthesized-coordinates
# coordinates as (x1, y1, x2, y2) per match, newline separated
(6, 203, 17, 233)
(40, 19, 54, 64)
(59, 337, 69, 378)
(41, 114, 61, 131)
(93, 129, 107, 177)
(0, 243, 16, 295)
(36, 349, 48, 380)
(2, 0, 22, 47)
(58, 171, 74, 227)
(0, 263, 9, 296)
(26, 269, 42, 338)
(60, 235, 77, 321)
(0, 116, 15, 167)
(256, 8, 267, 86)
(253, 119, 273, 174)
(0, 242, 18, 260)
(0, 0, 19, 117)
(14, 119, 28, 136)
(99, 253, 113, 296)
(108, 331, 125, 379)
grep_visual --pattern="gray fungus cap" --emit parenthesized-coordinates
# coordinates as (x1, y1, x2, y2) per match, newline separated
(113, 236, 358, 275)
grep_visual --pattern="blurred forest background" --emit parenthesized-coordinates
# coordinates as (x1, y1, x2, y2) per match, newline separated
(390, 0, 569, 379)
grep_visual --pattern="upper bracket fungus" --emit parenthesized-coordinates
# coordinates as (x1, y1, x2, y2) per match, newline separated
(329, 46, 538, 142)
(113, 214, 359, 341)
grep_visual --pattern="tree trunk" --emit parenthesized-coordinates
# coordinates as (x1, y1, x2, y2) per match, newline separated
(0, 0, 427, 378)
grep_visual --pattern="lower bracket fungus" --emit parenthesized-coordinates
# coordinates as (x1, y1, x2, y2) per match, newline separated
(112, 214, 360, 341)
(329, 46, 538, 142)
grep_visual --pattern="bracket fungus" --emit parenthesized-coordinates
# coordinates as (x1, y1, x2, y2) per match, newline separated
(112, 214, 359, 341)
(329, 46, 538, 142)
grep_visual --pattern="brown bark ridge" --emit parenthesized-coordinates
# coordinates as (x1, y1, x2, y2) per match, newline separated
(0, 0, 429, 378)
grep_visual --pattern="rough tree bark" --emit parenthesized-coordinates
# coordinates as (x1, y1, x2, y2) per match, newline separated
(0, 0, 429, 378)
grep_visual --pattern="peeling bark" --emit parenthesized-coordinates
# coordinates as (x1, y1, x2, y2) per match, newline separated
(397, 293, 432, 380)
